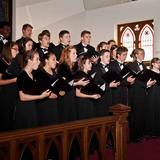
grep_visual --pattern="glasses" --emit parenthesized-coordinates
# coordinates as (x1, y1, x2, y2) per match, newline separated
(11, 48, 19, 51)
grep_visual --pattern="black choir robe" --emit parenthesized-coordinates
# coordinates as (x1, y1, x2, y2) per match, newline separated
(54, 43, 67, 61)
(109, 60, 129, 105)
(57, 62, 77, 122)
(74, 42, 95, 57)
(145, 77, 160, 136)
(0, 35, 5, 54)
(92, 63, 112, 117)
(127, 60, 146, 140)
(36, 44, 55, 61)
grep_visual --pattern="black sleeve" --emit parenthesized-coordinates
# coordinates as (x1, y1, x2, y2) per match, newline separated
(17, 72, 24, 91)
(0, 41, 4, 54)
(58, 63, 72, 81)
(0, 62, 4, 74)
(0, 59, 6, 74)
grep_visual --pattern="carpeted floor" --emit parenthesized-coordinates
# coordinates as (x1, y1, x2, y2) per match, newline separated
(126, 138, 160, 160)
(91, 138, 160, 160)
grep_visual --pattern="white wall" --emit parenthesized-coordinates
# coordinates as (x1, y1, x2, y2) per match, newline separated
(15, 0, 160, 57)
(15, 0, 85, 40)
(85, 0, 160, 57)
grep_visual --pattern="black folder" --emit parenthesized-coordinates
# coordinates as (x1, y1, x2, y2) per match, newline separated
(78, 50, 99, 58)
(73, 71, 96, 82)
(137, 69, 160, 84)
(102, 70, 123, 84)
(50, 77, 73, 95)
(81, 82, 105, 95)
(120, 65, 142, 79)
(36, 75, 73, 96)
(102, 66, 143, 84)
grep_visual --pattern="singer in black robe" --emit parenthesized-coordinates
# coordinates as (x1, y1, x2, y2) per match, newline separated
(57, 62, 77, 122)
(74, 70, 94, 120)
(14, 70, 38, 129)
(109, 60, 128, 105)
(0, 57, 19, 131)
(127, 60, 146, 141)
(35, 68, 59, 126)
(145, 83, 160, 136)
(144, 59, 160, 137)
(54, 30, 71, 61)
(0, 41, 21, 132)
(92, 63, 112, 117)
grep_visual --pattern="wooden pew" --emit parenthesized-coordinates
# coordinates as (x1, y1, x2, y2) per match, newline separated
(0, 104, 130, 160)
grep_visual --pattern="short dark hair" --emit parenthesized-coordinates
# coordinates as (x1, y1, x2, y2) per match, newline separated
(107, 39, 116, 45)
(41, 30, 51, 37)
(117, 46, 128, 55)
(110, 45, 118, 52)
(96, 41, 108, 52)
(38, 31, 50, 41)
(22, 24, 33, 30)
(81, 30, 91, 37)
(59, 30, 70, 38)
(99, 49, 110, 56)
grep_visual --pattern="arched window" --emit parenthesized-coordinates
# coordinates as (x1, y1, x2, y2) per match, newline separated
(121, 27, 135, 61)
(118, 20, 154, 62)
(139, 24, 154, 61)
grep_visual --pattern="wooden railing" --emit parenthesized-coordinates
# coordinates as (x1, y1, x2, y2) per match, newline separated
(0, 104, 130, 160)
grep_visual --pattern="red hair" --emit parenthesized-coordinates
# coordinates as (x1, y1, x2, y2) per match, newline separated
(59, 45, 76, 69)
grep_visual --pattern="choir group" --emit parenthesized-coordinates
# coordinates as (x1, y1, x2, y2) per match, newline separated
(1, 22, 160, 144)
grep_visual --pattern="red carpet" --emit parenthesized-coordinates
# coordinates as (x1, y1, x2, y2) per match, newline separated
(127, 138, 160, 160)
(91, 138, 160, 160)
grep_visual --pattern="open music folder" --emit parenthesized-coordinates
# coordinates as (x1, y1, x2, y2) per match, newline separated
(120, 65, 143, 79)
(50, 77, 73, 94)
(137, 69, 160, 85)
(102, 65, 143, 84)
(81, 82, 106, 95)
(102, 70, 123, 84)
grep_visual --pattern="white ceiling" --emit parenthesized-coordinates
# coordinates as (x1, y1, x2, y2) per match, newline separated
(16, 0, 137, 9)
(16, 0, 50, 7)
(83, 0, 136, 10)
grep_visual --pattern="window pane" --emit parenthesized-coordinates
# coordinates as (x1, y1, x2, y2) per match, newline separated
(139, 24, 154, 61)
(121, 27, 135, 61)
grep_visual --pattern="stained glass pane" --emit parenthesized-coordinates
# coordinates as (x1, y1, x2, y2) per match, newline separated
(121, 27, 135, 61)
(139, 25, 154, 61)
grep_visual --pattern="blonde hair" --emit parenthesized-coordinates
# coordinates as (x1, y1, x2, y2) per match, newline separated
(130, 48, 145, 60)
